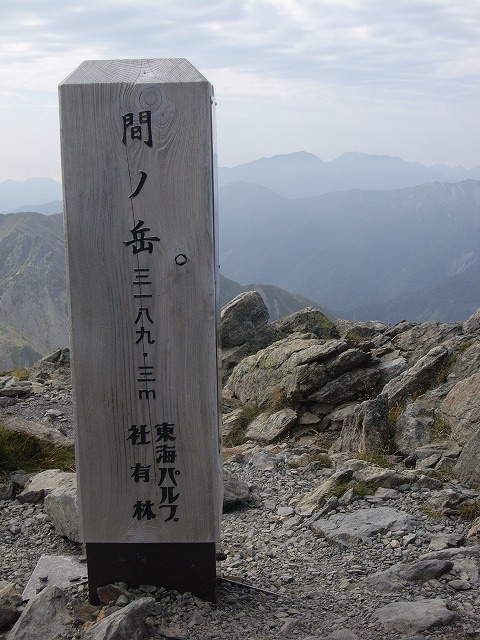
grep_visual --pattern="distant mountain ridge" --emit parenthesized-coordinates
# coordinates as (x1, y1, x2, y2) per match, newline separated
(3, 152, 480, 212)
(2, 153, 480, 335)
(219, 151, 480, 198)
(0, 178, 61, 213)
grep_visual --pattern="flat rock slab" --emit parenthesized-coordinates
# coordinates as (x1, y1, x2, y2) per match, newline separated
(375, 598, 454, 634)
(22, 555, 88, 601)
(245, 408, 297, 443)
(311, 506, 415, 546)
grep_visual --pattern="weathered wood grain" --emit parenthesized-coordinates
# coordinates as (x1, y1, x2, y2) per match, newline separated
(60, 59, 222, 544)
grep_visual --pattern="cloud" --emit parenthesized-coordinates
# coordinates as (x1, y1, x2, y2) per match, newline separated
(0, 0, 479, 178)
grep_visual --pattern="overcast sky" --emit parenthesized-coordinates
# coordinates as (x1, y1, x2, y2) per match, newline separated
(1, 0, 479, 182)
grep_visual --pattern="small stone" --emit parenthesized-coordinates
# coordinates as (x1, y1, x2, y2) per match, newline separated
(138, 584, 158, 593)
(97, 583, 133, 605)
(448, 579, 471, 590)
(280, 617, 298, 634)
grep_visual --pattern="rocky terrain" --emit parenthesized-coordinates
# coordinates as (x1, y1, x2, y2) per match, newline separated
(2, 294, 480, 639)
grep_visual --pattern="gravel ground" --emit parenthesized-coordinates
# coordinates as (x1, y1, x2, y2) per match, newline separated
(1, 378, 480, 639)
(2, 445, 480, 639)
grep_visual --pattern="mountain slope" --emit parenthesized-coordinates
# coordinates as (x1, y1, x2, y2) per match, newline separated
(0, 212, 68, 369)
(219, 179, 480, 317)
(346, 266, 480, 323)
(0, 212, 324, 370)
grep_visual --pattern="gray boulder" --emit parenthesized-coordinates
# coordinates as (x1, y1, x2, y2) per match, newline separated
(463, 307, 480, 334)
(454, 429, 480, 488)
(382, 345, 450, 405)
(375, 598, 454, 634)
(7, 586, 74, 640)
(82, 597, 155, 640)
(367, 559, 453, 592)
(395, 401, 435, 453)
(17, 469, 74, 504)
(391, 322, 462, 363)
(311, 506, 415, 547)
(221, 291, 277, 382)
(273, 307, 338, 340)
(44, 474, 80, 543)
(223, 469, 251, 510)
(439, 372, 480, 445)
(245, 409, 297, 443)
(336, 395, 390, 453)
(225, 336, 348, 407)
(221, 291, 270, 348)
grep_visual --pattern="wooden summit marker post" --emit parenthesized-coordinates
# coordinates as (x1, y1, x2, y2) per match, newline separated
(59, 59, 222, 603)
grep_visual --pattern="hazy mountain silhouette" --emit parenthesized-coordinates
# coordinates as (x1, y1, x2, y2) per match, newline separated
(219, 151, 480, 198)
(0, 178, 62, 213)
(219, 179, 480, 320)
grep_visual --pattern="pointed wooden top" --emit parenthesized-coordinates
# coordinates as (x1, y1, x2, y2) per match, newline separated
(60, 58, 208, 86)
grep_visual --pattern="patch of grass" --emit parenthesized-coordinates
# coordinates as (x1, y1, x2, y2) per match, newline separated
(388, 402, 406, 426)
(431, 417, 451, 441)
(420, 502, 442, 520)
(353, 452, 394, 468)
(0, 426, 75, 479)
(456, 501, 480, 522)
(1, 368, 30, 381)
(265, 389, 290, 414)
(223, 405, 264, 447)
(308, 453, 334, 468)
(457, 339, 478, 355)
(411, 355, 456, 402)
(328, 480, 377, 499)
(345, 331, 364, 342)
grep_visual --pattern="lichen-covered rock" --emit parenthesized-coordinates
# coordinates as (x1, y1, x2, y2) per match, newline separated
(381, 345, 450, 405)
(307, 366, 380, 405)
(17, 469, 74, 504)
(221, 291, 270, 348)
(273, 307, 339, 340)
(391, 322, 462, 363)
(221, 291, 278, 383)
(225, 336, 348, 407)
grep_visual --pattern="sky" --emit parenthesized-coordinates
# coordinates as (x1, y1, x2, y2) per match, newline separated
(1, 0, 479, 183)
